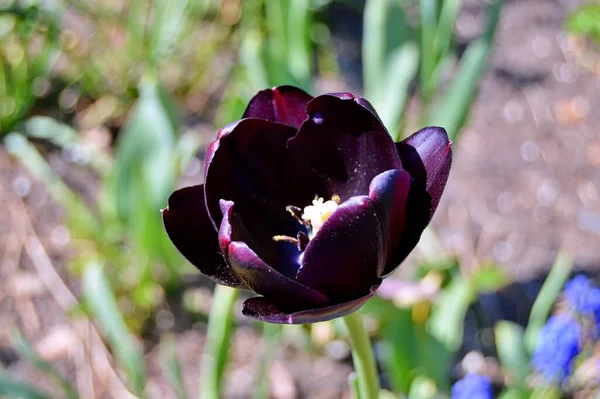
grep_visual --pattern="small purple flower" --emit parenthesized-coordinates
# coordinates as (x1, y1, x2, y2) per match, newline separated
(564, 275, 600, 324)
(451, 374, 492, 399)
(162, 86, 451, 324)
(532, 315, 582, 383)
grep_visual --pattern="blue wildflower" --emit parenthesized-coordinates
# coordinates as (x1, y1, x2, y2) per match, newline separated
(451, 374, 492, 399)
(564, 275, 600, 324)
(532, 315, 581, 383)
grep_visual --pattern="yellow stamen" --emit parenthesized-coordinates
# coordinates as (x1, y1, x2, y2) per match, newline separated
(273, 195, 342, 243)
(301, 195, 340, 238)
(273, 235, 298, 244)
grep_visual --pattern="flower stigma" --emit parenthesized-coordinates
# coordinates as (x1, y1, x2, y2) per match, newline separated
(273, 195, 341, 249)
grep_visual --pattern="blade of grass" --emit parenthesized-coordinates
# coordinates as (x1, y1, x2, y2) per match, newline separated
(435, 0, 461, 61)
(287, 0, 312, 91)
(160, 334, 186, 399)
(426, 38, 486, 139)
(174, 133, 202, 177)
(83, 260, 147, 397)
(127, 0, 147, 62)
(377, 42, 419, 140)
(240, 32, 270, 91)
(149, 0, 190, 67)
(419, 0, 438, 101)
(348, 372, 361, 399)
(427, 276, 475, 352)
(494, 321, 530, 385)
(11, 330, 78, 399)
(362, 0, 387, 100)
(114, 77, 178, 224)
(252, 324, 281, 399)
(427, 0, 503, 140)
(264, 0, 289, 85)
(524, 252, 572, 353)
(0, 370, 51, 399)
(200, 285, 239, 399)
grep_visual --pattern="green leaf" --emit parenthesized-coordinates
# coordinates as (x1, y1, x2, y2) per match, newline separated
(498, 387, 533, 399)
(362, 0, 411, 101)
(149, 0, 190, 66)
(252, 324, 281, 399)
(373, 299, 450, 395)
(435, 0, 461, 61)
(362, 0, 388, 101)
(470, 265, 510, 293)
(174, 133, 202, 177)
(408, 375, 438, 399)
(348, 372, 361, 399)
(494, 321, 530, 385)
(383, 308, 419, 393)
(160, 335, 185, 399)
(428, 277, 475, 352)
(286, 0, 312, 91)
(427, 0, 503, 140)
(565, 5, 600, 44)
(376, 42, 419, 140)
(524, 252, 572, 353)
(11, 330, 78, 399)
(419, 0, 438, 101)
(200, 285, 239, 399)
(83, 260, 147, 396)
(239, 32, 270, 91)
(127, 0, 147, 62)
(0, 370, 51, 399)
(114, 77, 179, 255)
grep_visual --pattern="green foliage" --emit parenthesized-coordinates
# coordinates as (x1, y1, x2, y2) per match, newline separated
(428, 0, 503, 140)
(0, 1, 61, 133)
(252, 324, 282, 399)
(201, 285, 239, 399)
(565, 4, 600, 45)
(524, 252, 573, 353)
(83, 260, 147, 397)
(0, 370, 52, 399)
(362, 0, 503, 140)
(495, 321, 530, 386)
(159, 335, 186, 399)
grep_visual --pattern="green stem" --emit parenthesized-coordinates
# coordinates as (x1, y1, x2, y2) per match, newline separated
(200, 285, 239, 399)
(252, 323, 282, 399)
(343, 312, 379, 399)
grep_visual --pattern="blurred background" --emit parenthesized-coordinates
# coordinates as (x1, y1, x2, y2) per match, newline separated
(0, 0, 599, 398)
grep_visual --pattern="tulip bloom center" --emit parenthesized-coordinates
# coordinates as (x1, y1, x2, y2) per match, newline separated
(273, 195, 341, 249)
(301, 195, 340, 238)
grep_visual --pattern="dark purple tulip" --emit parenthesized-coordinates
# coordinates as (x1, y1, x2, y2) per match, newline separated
(163, 86, 451, 324)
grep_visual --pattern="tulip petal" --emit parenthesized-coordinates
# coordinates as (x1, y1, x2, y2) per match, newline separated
(296, 196, 384, 302)
(162, 185, 244, 287)
(205, 118, 323, 228)
(368, 169, 413, 276)
(288, 93, 402, 200)
(204, 119, 323, 278)
(396, 126, 452, 217)
(242, 85, 313, 129)
(219, 200, 303, 279)
(241, 285, 379, 324)
(225, 240, 329, 312)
